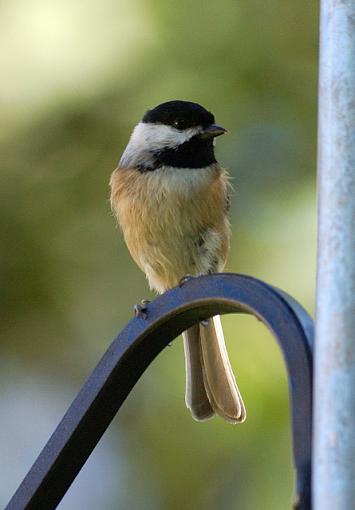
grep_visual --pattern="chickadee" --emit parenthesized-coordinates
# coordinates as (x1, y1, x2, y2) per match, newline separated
(110, 100, 246, 423)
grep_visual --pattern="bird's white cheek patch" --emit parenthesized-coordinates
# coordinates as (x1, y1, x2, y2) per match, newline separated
(122, 122, 202, 159)
(134, 122, 201, 149)
(119, 122, 206, 170)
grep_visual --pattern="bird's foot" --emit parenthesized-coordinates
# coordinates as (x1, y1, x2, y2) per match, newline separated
(179, 274, 194, 287)
(179, 273, 206, 287)
(134, 299, 151, 319)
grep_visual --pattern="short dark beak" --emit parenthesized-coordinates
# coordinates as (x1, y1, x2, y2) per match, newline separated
(200, 124, 228, 139)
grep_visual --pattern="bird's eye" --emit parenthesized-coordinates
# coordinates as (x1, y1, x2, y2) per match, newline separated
(173, 119, 185, 130)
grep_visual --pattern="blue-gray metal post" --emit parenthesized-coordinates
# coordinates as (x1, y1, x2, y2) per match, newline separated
(314, 1, 355, 508)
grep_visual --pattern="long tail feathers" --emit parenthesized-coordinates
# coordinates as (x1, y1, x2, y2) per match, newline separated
(183, 324, 214, 421)
(183, 316, 246, 424)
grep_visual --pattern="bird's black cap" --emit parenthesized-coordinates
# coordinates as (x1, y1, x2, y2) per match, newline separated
(142, 100, 215, 130)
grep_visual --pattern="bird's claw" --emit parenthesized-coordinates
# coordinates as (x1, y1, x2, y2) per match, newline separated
(179, 273, 207, 287)
(134, 299, 150, 319)
(178, 274, 194, 287)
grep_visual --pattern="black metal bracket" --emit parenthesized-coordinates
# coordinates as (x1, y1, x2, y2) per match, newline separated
(6, 273, 313, 510)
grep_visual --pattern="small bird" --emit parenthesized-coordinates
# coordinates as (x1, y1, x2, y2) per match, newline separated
(110, 100, 246, 423)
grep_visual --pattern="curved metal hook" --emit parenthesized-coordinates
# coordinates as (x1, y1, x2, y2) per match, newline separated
(6, 273, 313, 510)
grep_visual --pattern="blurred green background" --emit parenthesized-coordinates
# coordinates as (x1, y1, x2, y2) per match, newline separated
(1, 1, 318, 508)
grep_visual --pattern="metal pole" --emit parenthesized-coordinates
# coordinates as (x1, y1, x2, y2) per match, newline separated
(314, 1, 355, 509)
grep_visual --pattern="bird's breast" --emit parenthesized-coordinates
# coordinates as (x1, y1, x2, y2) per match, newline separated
(110, 164, 230, 292)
